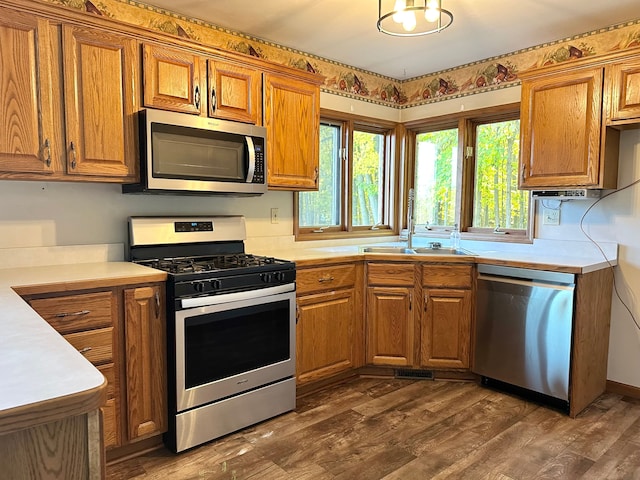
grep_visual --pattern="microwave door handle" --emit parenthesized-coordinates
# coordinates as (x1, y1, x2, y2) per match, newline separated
(245, 136, 256, 183)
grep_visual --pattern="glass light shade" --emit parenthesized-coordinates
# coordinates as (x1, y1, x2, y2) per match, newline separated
(377, 0, 453, 37)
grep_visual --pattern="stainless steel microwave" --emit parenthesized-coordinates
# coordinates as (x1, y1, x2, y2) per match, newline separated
(123, 109, 267, 196)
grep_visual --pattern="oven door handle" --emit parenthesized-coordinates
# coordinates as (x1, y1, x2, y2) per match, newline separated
(180, 283, 295, 309)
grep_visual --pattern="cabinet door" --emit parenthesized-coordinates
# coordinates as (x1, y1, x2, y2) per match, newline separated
(366, 286, 414, 366)
(0, 12, 55, 175)
(421, 288, 471, 369)
(143, 44, 203, 115)
(296, 289, 355, 385)
(519, 67, 603, 188)
(606, 58, 640, 122)
(124, 285, 167, 441)
(62, 25, 138, 180)
(264, 73, 319, 190)
(208, 60, 261, 124)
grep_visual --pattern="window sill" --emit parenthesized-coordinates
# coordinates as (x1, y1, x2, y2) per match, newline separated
(410, 231, 533, 245)
(295, 229, 397, 242)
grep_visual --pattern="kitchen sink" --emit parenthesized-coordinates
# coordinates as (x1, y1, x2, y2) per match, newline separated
(413, 247, 477, 256)
(360, 246, 416, 254)
(360, 246, 477, 256)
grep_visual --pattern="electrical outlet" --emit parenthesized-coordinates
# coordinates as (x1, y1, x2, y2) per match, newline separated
(270, 208, 279, 224)
(542, 207, 560, 225)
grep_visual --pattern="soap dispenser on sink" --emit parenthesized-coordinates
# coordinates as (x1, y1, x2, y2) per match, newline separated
(450, 223, 460, 250)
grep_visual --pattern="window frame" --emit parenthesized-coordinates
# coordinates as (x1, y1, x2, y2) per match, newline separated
(404, 103, 533, 243)
(294, 109, 400, 241)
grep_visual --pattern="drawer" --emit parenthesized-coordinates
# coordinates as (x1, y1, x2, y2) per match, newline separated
(29, 291, 114, 334)
(367, 263, 415, 286)
(102, 398, 119, 449)
(297, 264, 356, 295)
(97, 363, 117, 400)
(423, 265, 473, 289)
(64, 327, 113, 365)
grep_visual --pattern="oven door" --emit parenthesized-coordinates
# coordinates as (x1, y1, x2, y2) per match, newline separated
(174, 285, 295, 412)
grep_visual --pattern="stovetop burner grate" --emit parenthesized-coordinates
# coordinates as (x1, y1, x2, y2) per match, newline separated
(137, 253, 280, 274)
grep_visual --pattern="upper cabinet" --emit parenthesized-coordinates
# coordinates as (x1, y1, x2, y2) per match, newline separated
(142, 43, 203, 115)
(264, 72, 320, 190)
(208, 60, 262, 124)
(142, 44, 262, 124)
(63, 25, 139, 180)
(605, 56, 640, 124)
(0, 11, 55, 176)
(519, 65, 618, 189)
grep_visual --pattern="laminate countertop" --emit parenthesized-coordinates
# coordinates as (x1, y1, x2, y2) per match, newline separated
(0, 262, 166, 435)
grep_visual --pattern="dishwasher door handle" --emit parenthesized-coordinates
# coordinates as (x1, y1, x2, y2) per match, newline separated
(477, 273, 575, 291)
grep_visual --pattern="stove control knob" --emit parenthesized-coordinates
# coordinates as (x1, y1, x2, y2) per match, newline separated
(274, 271, 285, 282)
(210, 279, 221, 290)
(261, 273, 273, 283)
(193, 281, 207, 293)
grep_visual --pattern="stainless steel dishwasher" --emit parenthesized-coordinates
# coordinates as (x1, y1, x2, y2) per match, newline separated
(473, 264, 576, 404)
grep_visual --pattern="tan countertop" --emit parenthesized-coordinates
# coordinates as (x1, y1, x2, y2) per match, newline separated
(0, 262, 166, 435)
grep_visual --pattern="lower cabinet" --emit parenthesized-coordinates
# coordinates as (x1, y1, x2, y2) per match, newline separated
(366, 263, 416, 367)
(295, 262, 363, 385)
(124, 285, 167, 442)
(20, 280, 167, 453)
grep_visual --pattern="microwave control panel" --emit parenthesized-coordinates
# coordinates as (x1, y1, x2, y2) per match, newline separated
(252, 140, 265, 184)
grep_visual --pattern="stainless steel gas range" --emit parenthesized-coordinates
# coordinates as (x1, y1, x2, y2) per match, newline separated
(128, 216, 296, 453)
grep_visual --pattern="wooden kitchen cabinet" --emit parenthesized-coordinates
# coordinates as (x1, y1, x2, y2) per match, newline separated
(27, 290, 121, 449)
(208, 59, 262, 124)
(142, 43, 203, 115)
(421, 265, 473, 369)
(264, 72, 320, 190)
(19, 279, 167, 453)
(519, 65, 618, 189)
(296, 263, 362, 385)
(62, 25, 139, 181)
(0, 11, 56, 176)
(124, 285, 167, 442)
(366, 263, 416, 367)
(605, 56, 640, 124)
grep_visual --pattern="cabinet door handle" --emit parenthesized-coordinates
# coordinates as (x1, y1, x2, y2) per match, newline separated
(70, 141, 77, 169)
(409, 292, 412, 311)
(54, 309, 90, 318)
(424, 294, 428, 312)
(314, 167, 319, 185)
(78, 346, 92, 355)
(155, 291, 160, 319)
(194, 85, 201, 110)
(318, 276, 335, 283)
(210, 88, 217, 112)
(43, 138, 51, 167)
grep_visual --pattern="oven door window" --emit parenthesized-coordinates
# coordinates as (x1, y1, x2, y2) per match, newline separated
(151, 123, 247, 182)
(184, 300, 290, 388)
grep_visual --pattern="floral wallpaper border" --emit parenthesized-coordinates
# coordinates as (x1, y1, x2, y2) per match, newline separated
(44, 0, 640, 109)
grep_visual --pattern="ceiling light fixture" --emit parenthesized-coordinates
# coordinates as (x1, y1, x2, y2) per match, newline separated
(377, 0, 453, 37)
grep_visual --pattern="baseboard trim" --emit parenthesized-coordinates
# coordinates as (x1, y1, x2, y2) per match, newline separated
(606, 380, 640, 399)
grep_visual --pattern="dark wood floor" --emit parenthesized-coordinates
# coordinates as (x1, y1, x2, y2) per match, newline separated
(106, 377, 640, 480)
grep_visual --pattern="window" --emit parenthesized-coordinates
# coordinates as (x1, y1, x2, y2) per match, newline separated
(296, 111, 397, 239)
(408, 104, 530, 238)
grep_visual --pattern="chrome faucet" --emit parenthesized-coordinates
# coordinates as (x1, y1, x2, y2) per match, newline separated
(407, 188, 415, 248)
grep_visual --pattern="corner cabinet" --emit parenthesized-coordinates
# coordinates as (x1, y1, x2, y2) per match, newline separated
(295, 262, 363, 385)
(366, 263, 417, 367)
(264, 72, 320, 190)
(421, 265, 474, 369)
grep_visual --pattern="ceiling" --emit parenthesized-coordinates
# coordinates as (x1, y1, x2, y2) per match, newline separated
(139, 0, 640, 80)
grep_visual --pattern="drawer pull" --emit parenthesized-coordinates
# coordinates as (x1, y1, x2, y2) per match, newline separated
(78, 346, 92, 354)
(318, 276, 335, 283)
(55, 309, 90, 318)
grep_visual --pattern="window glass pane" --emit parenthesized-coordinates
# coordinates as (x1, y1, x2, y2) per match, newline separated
(473, 119, 528, 229)
(298, 123, 341, 227)
(414, 128, 458, 227)
(352, 130, 384, 226)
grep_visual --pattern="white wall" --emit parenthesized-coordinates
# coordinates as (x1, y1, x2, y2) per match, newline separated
(2, 88, 639, 388)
